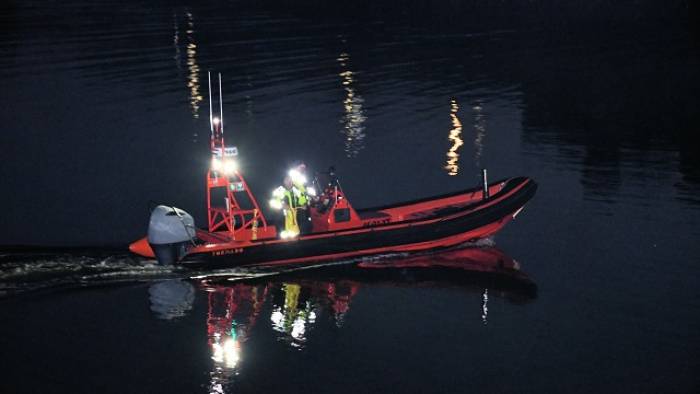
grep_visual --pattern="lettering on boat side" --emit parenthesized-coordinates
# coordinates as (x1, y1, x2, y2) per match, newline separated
(211, 248, 244, 256)
(363, 218, 390, 227)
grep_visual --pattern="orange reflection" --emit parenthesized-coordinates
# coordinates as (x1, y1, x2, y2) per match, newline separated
(445, 99, 464, 175)
(190, 246, 534, 391)
(205, 284, 267, 393)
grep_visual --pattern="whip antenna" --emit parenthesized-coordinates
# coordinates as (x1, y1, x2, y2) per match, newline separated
(208, 71, 214, 135)
(219, 72, 224, 136)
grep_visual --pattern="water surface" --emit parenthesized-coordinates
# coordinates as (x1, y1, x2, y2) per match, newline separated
(1, 1, 699, 393)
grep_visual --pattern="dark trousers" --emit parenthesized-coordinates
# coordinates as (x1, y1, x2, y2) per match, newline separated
(297, 207, 312, 234)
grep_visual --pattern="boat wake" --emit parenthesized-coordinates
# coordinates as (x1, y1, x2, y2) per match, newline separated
(0, 238, 512, 299)
(0, 247, 362, 298)
(0, 248, 186, 298)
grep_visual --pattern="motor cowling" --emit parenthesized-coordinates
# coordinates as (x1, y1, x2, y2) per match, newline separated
(148, 205, 196, 265)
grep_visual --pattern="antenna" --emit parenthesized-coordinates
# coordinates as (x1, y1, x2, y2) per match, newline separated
(204, 72, 269, 237)
(219, 72, 224, 136)
(208, 71, 214, 135)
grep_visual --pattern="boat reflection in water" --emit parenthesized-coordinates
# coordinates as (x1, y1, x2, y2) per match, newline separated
(149, 246, 535, 393)
(204, 284, 267, 393)
(148, 279, 196, 320)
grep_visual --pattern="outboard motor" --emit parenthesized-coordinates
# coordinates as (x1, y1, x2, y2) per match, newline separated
(148, 205, 196, 265)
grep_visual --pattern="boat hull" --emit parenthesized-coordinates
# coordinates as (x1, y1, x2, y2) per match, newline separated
(179, 177, 537, 269)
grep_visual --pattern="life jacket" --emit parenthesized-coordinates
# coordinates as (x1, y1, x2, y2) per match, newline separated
(292, 181, 308, 206)
(272, 186, 302, 209)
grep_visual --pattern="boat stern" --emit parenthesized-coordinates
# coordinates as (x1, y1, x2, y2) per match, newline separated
(129, 236, 155, 258)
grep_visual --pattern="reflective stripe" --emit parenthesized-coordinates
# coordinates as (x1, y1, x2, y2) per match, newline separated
(272, 186, 286, 199)
(271, 186, 300, 209)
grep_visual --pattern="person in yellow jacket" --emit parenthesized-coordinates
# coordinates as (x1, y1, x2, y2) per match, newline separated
(288, 163, 314, 234)
(269, 176, 302, 239)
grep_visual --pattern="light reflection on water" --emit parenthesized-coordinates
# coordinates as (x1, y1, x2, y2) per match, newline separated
(444, 98, 487, 176)
(185, 11, 202, 120)
(337, 51, 367, 158)
(172, 13, 181, 73)
(270, 283, 318, 347)
(481, 288, 488, 325)
(3, 2, 696, 213)
(472, 101, 486, 168)
(445, 98, 463, 175)
(205, 284, 267, 393)
(145, 246, 536, 392)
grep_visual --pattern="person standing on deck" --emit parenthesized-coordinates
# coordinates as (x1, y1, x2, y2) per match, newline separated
(288, 162, 315, 234)
(269, 176, 302, 239)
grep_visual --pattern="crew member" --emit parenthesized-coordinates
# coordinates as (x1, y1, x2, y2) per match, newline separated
(269, 176, 301, 239)
(288, 162, 314, 234)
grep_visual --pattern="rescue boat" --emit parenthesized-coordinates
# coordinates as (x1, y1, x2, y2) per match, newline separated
(128, 73, 537, 269)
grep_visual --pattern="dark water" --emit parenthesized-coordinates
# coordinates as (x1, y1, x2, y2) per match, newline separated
(1, 1, 699, 393)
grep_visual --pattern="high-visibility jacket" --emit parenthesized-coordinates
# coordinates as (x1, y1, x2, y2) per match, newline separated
(271, 186, 301, 237)
(288, 168, 310, 206)
(271, 186, 304, 209)
(292, 181, 308, 206)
